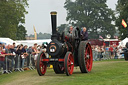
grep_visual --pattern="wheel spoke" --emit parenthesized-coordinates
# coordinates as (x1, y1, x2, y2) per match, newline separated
(68, 67, 71, 71)
(86, 62, 90, 69)
(40, 62, 43, 66)
(39, 54, 47, 74)
(68, 59, 71, 64)
(61, 67, 64, 71)
(85, 46, 89, 58)
(68, 62, 71, 66)
(84, 44, 92, 71)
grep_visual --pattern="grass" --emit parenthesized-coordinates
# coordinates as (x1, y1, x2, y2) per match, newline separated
(0, 59, 128, 85)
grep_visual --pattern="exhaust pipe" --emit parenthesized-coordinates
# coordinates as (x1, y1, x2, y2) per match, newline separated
(50, 11, 57, 40)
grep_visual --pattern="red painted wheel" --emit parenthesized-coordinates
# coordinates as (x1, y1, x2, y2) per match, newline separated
(78, 41, 93, 73)
(37, 52, 47, 76)
(64, 52, 74, 76)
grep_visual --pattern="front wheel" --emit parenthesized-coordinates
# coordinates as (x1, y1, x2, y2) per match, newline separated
(64, 52, 74, 76)
(37, 52, 47, 76)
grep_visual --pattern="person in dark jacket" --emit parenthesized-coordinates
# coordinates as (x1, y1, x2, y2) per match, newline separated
(15, 45, 23, 70)
(81, 27, 88, 41)
(126, 42, 128, 48)
(69, 26, 73, 34)
(21, 45, 28, 69)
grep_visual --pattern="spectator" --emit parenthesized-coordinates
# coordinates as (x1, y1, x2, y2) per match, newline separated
(101, 46, 105, 59)
(26, 46, 33, 68)
(0, 43, 2, 47)
(21, 45, 28, 69)
(117, 46, 123, 59)
(14, 45, 20, 71)
(94, 45, 98, 60)
(5, 45, 13, 72)
(9, 45, 16, 71)
(16, 44, 24, 70)
(42, 42, 49, 58)
(31, 47, 36, 68)
(0, 46, 2, 53)
(13, 42, 17, 50)
(109, 45, 114, 59)
(92, 45, 96, 61)
(32, 43, 40, 68)
(0, 49, 6, 74)
(114, 47, 118, 59)
(97, 47, 102, 60)
(105, 46, 110, 59)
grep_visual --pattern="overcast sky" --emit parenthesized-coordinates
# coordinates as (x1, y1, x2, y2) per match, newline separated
(25, 0, 118, 35)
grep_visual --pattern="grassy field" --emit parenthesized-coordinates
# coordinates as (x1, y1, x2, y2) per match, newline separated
(0, 59, 128, 85)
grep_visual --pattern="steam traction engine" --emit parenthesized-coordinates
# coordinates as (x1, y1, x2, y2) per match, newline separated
(37, 12, 93, 76)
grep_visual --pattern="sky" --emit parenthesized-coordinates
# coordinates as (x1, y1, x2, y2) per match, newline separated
(24, 0, 118, 35)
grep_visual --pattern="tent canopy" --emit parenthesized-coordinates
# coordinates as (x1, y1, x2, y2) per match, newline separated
(118, 37, 128, 47)
(0, 38, 15, 45)
(0, 37, 51, 46)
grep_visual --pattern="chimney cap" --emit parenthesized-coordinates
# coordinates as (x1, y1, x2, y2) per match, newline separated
(50, 11, 57, 15)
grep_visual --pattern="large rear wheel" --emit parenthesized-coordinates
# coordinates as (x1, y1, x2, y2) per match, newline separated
(37, 52, 47, 76)
(64, 52, 74, 76)
(78, 41, 93, 73)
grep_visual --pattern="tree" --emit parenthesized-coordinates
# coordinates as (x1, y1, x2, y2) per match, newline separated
(64, 0, 116, 39)
(57, 24, 69, 34)
(16, 25, 27, 40)
(37, 32, 51, 39)
(116, 0, 128, 40)
(28, 32, 51, 39)
(0, 0, 28, 40)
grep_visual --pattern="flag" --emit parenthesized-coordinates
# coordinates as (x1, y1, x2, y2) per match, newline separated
(122, 19, 127, 28)
(33, 25, 37, 40)
(99, 35, 103, 39)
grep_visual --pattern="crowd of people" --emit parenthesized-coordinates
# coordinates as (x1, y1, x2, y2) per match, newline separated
(0, 42, 47, 74)
(92, 45, 124, 61)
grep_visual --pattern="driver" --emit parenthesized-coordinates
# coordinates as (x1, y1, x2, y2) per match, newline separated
(64, 26, 74, 42)
(69, 26, 73, 34)
(81, 27, 88, 41)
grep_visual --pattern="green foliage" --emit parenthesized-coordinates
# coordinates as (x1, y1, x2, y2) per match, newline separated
(16, 25, 27, 40)
(64, 0, 116, 39)
(116, 0, 128, 40)
(57, 24, 69, 34)
(37, 32, 51, 39)
(28, 32, 51, 39)
(0, 0, 28, 40)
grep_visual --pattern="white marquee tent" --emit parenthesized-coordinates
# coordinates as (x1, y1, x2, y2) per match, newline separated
(0, 37, 51, 46)
(0, 38, 16, 45)
(16, 39, 51, 46)
(118, 37, 128, 47)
